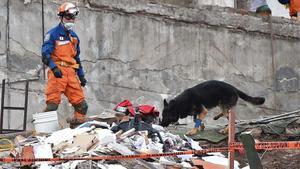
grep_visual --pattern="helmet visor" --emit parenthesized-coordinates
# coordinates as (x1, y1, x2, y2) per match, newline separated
(64, 7, 79, 19)
(67, 7, 79, 15)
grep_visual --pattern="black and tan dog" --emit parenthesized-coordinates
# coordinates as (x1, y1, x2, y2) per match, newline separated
(161, 80, 265, 135)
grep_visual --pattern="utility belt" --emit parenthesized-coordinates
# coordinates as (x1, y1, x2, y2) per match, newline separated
(55, 61, 79, 69)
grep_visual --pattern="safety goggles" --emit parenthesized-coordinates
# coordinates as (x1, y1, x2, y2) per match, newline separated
(64, 14, 77, 20)
(65, 7, 79, 20)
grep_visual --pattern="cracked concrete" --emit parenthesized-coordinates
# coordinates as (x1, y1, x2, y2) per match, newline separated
(0, 0, 299, 130)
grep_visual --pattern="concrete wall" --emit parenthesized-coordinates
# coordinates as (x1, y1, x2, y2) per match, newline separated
(198, 0, 234, 7)
(0, 0, 299, 130)
(0, 1, 7, 81)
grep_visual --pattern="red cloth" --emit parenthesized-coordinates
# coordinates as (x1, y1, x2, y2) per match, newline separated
(114, 100, 159, 117)
(114, 100, 135, 115)
(138, 105, 159, 117)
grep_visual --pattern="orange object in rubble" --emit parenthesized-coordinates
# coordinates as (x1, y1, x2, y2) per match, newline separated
(191, 159, 226, 169)
(20, 146, 34, 166)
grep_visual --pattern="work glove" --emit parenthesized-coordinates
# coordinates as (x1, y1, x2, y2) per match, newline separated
(79, 76, 87, 87)
(51, 67, 63, 78)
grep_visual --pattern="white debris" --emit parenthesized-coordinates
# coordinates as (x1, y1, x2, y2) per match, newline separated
(97, 164, 127, 169)
(202, 156, 240, 169)
(45, 127, 95, 146)
(95, 129, 116, 145)
(184, 135, 202, 150)
(33, 143, 53, 165)
(108, 143, 134, 155)
(152, 124, 165, 131)
(45, 128, 74, 146)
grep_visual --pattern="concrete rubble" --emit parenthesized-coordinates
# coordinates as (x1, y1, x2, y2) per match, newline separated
(0, 109, 235, 169)
(0, 107, 299, 169)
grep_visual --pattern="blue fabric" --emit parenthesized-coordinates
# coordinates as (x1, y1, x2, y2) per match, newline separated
(41, 23, 83, 75)
(278, 0, 289, 5)
(194, 119, 202, 128)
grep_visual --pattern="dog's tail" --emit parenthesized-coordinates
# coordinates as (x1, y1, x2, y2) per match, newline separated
(237, 89, 265, 105)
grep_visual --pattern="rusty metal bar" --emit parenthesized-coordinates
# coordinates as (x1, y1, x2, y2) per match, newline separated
(228, 109, 236, 169)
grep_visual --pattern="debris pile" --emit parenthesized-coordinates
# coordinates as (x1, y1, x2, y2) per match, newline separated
(0, 106, 299, 169)
(0, 119, 240, 169)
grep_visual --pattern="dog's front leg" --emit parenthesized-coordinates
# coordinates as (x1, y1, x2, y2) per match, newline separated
(219, 110, 230, 134)
(186, 108, 208, 136)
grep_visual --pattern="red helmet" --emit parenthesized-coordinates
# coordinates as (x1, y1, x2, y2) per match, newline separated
(57, 2, 79, 19)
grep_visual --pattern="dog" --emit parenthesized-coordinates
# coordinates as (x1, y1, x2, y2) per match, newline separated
(161, 80, 265, 135)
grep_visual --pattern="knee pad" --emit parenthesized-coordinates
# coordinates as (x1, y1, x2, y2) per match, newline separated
(44, 103, 59, 112)
(73, 100, 88, 115)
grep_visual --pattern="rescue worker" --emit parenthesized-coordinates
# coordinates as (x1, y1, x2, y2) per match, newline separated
(41, 2, 88, 121)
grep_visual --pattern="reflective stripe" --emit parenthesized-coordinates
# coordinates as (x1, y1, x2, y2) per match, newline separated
(55, 61, 79, 69)
(57, 40, 70, 46)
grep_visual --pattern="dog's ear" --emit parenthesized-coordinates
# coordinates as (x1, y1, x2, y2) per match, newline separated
(163, 99, 169, 107)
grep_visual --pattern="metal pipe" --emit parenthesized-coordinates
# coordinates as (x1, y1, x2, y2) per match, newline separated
(0, 79, 6, 134)
(23, 80, 29, 131)
(238, 109, 300, 125)
(259, 109, 300, 122)
(0, 77, 39, 86)
(228, 109, 236, 169)
(42, 0, 46, 80)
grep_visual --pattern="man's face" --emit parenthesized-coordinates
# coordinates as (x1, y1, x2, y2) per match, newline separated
(61, 15, 76, 30)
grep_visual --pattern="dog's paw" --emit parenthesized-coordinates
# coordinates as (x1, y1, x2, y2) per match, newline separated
(186, 128, 199, 136)
(200, 123, 205, 130)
